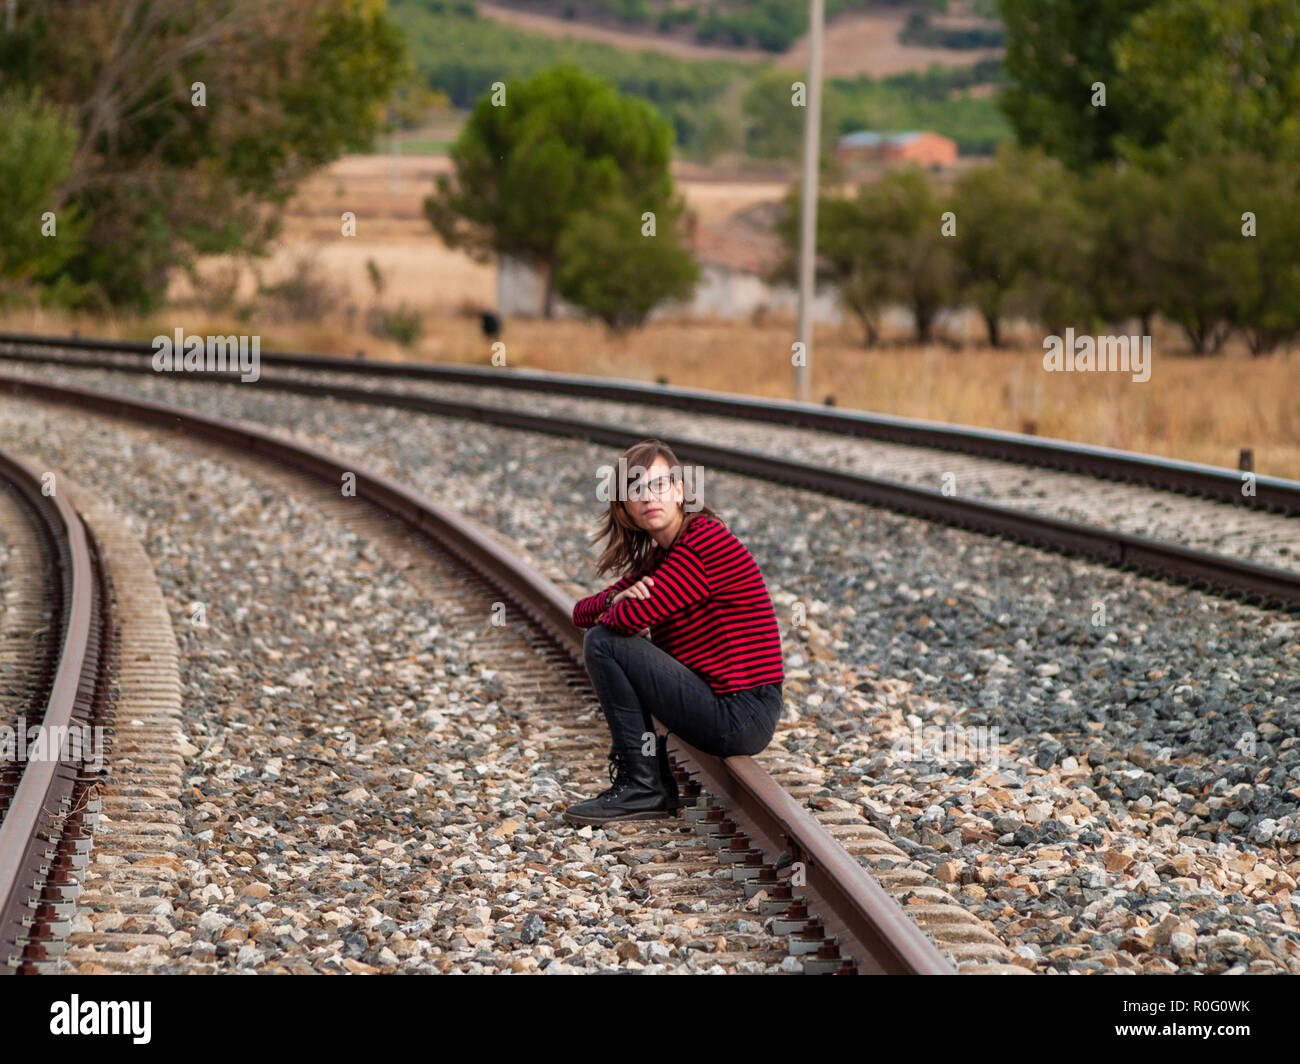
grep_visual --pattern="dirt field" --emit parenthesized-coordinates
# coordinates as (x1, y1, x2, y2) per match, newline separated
(783, 11, 1003, 78)
(476, 2, 1004, 78)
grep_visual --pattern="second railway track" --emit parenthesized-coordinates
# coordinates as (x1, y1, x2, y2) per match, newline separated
(0, 337, 1296, 609)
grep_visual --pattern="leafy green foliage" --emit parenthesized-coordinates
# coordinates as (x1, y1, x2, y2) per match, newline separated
(394, 3, 1010, 161)
(951, 144, 1091, 344)
(1, 0, 406, 311)
(1000, 0, 1300, 172)
(0, 92, 87, 304)
(773, 168, 958, 346)
(875, 58, 1005, 102)
(368, 303, 425, 346)
(427, 64, 688, 323)
(859, 167, 957, 343)
(899, 12, 1003, 48)
(1222, 159, 1300, 355)
(773, 145, 1300, 354)
(1139, 155, 1300, 354)
(742, 68, 843, 160)
(479, 0, 890, 53)
(392, 1, 741, 161)
(826, 73, 1008, 157)
(808, 192, 895, 347)
(1079, 164, 1167, 330)
(998, 0, 1162, 170)
(1114, 0, 1300, 171)
(554, 195, 699, 332)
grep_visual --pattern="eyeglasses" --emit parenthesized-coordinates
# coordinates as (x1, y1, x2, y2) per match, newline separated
(632, 475, 678, 498)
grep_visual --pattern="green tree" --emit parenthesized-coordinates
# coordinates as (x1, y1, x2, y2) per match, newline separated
(860, 167, 957, 343)
(426, 64, 679, 317)
(742, 67, 842, 161)
(772, 189, 892, 348)
(673, 100, 738, 164)
(1145, 153, 1300, 356)
(1114, 0, 1300, 170)
(0, 93, 86, 303)
(0, 0, 406, 311)
(388, 83, 451, 130)
(1226, 160, 1300, 355)
(1145, 156, 1246, 354)
(952, 144, 1089, 345)
(554, 195, 699, 333)
(998, 0, 1162, 170)
(1080, 163, 1166, 335)
(1007, 170, 1094, 337)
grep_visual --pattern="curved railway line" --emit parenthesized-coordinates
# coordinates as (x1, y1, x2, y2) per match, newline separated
(0, 444, 115, 974)
(0, 378, 991, 974)
(1, 332, 1297, 976)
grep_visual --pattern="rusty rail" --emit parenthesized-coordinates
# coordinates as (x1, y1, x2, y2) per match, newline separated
(0, 447, 112, 974)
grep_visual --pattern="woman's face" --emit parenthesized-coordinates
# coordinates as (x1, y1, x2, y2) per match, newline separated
(627, 455, 684, 534)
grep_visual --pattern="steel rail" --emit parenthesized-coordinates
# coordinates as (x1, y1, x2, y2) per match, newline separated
(0, 447, 106, 974)
(2, 330, 1297, 514)
(0, 366, 1293, 611)
(0, 374, 955, 974)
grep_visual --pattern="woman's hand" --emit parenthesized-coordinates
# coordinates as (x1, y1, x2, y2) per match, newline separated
(610, 576, 654, 606)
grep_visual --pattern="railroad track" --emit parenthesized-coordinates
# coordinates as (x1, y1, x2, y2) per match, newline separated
(0, 333, 1295, 609)
(3, 338, 1296, 974)
(0, 329, 1291, 509)
(0, 378, 1008, 974)
(0, 444, 116, 974)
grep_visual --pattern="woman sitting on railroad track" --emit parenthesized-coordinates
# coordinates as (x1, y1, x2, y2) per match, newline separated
(564, 439, 785, 826)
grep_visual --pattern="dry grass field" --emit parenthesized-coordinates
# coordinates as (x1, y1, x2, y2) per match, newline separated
(6, 152, 1297, 481)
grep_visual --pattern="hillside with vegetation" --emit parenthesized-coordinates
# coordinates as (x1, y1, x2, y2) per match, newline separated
(473, 0, 999, 55)
(391, 0, 1011, 160)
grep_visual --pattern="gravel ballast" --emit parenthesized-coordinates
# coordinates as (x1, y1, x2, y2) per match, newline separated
(2, 365, 1298, 974)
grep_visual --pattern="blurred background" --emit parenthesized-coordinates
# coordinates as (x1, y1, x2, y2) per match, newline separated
(1, 0, 1297, 474)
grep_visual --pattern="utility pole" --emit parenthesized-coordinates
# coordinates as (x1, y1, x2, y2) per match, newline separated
(390, 129, 401, 197)
(794, 0, 824, 404)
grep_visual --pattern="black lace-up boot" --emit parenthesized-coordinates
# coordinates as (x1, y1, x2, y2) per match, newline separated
(562, 746, 674, 826)
(604, 735, 679, 811)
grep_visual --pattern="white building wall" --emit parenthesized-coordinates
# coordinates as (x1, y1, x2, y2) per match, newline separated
(498, 254, 847, 324)
(497, 253, 583, 318)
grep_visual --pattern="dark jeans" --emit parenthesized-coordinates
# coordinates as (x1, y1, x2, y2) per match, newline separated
(582, 623, 783, 757)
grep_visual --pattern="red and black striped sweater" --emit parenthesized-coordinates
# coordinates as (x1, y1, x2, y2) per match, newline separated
(571, 514, 785, 695)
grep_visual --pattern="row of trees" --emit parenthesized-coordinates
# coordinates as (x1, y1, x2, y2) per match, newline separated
(429, 60, 1300, 350)
(774, 145, 1300, 354)
(0, 0, 406, 312)
(899, 11, 1004, 49)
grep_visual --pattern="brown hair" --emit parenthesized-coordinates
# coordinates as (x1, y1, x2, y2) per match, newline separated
(591, 439, 724, 579)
